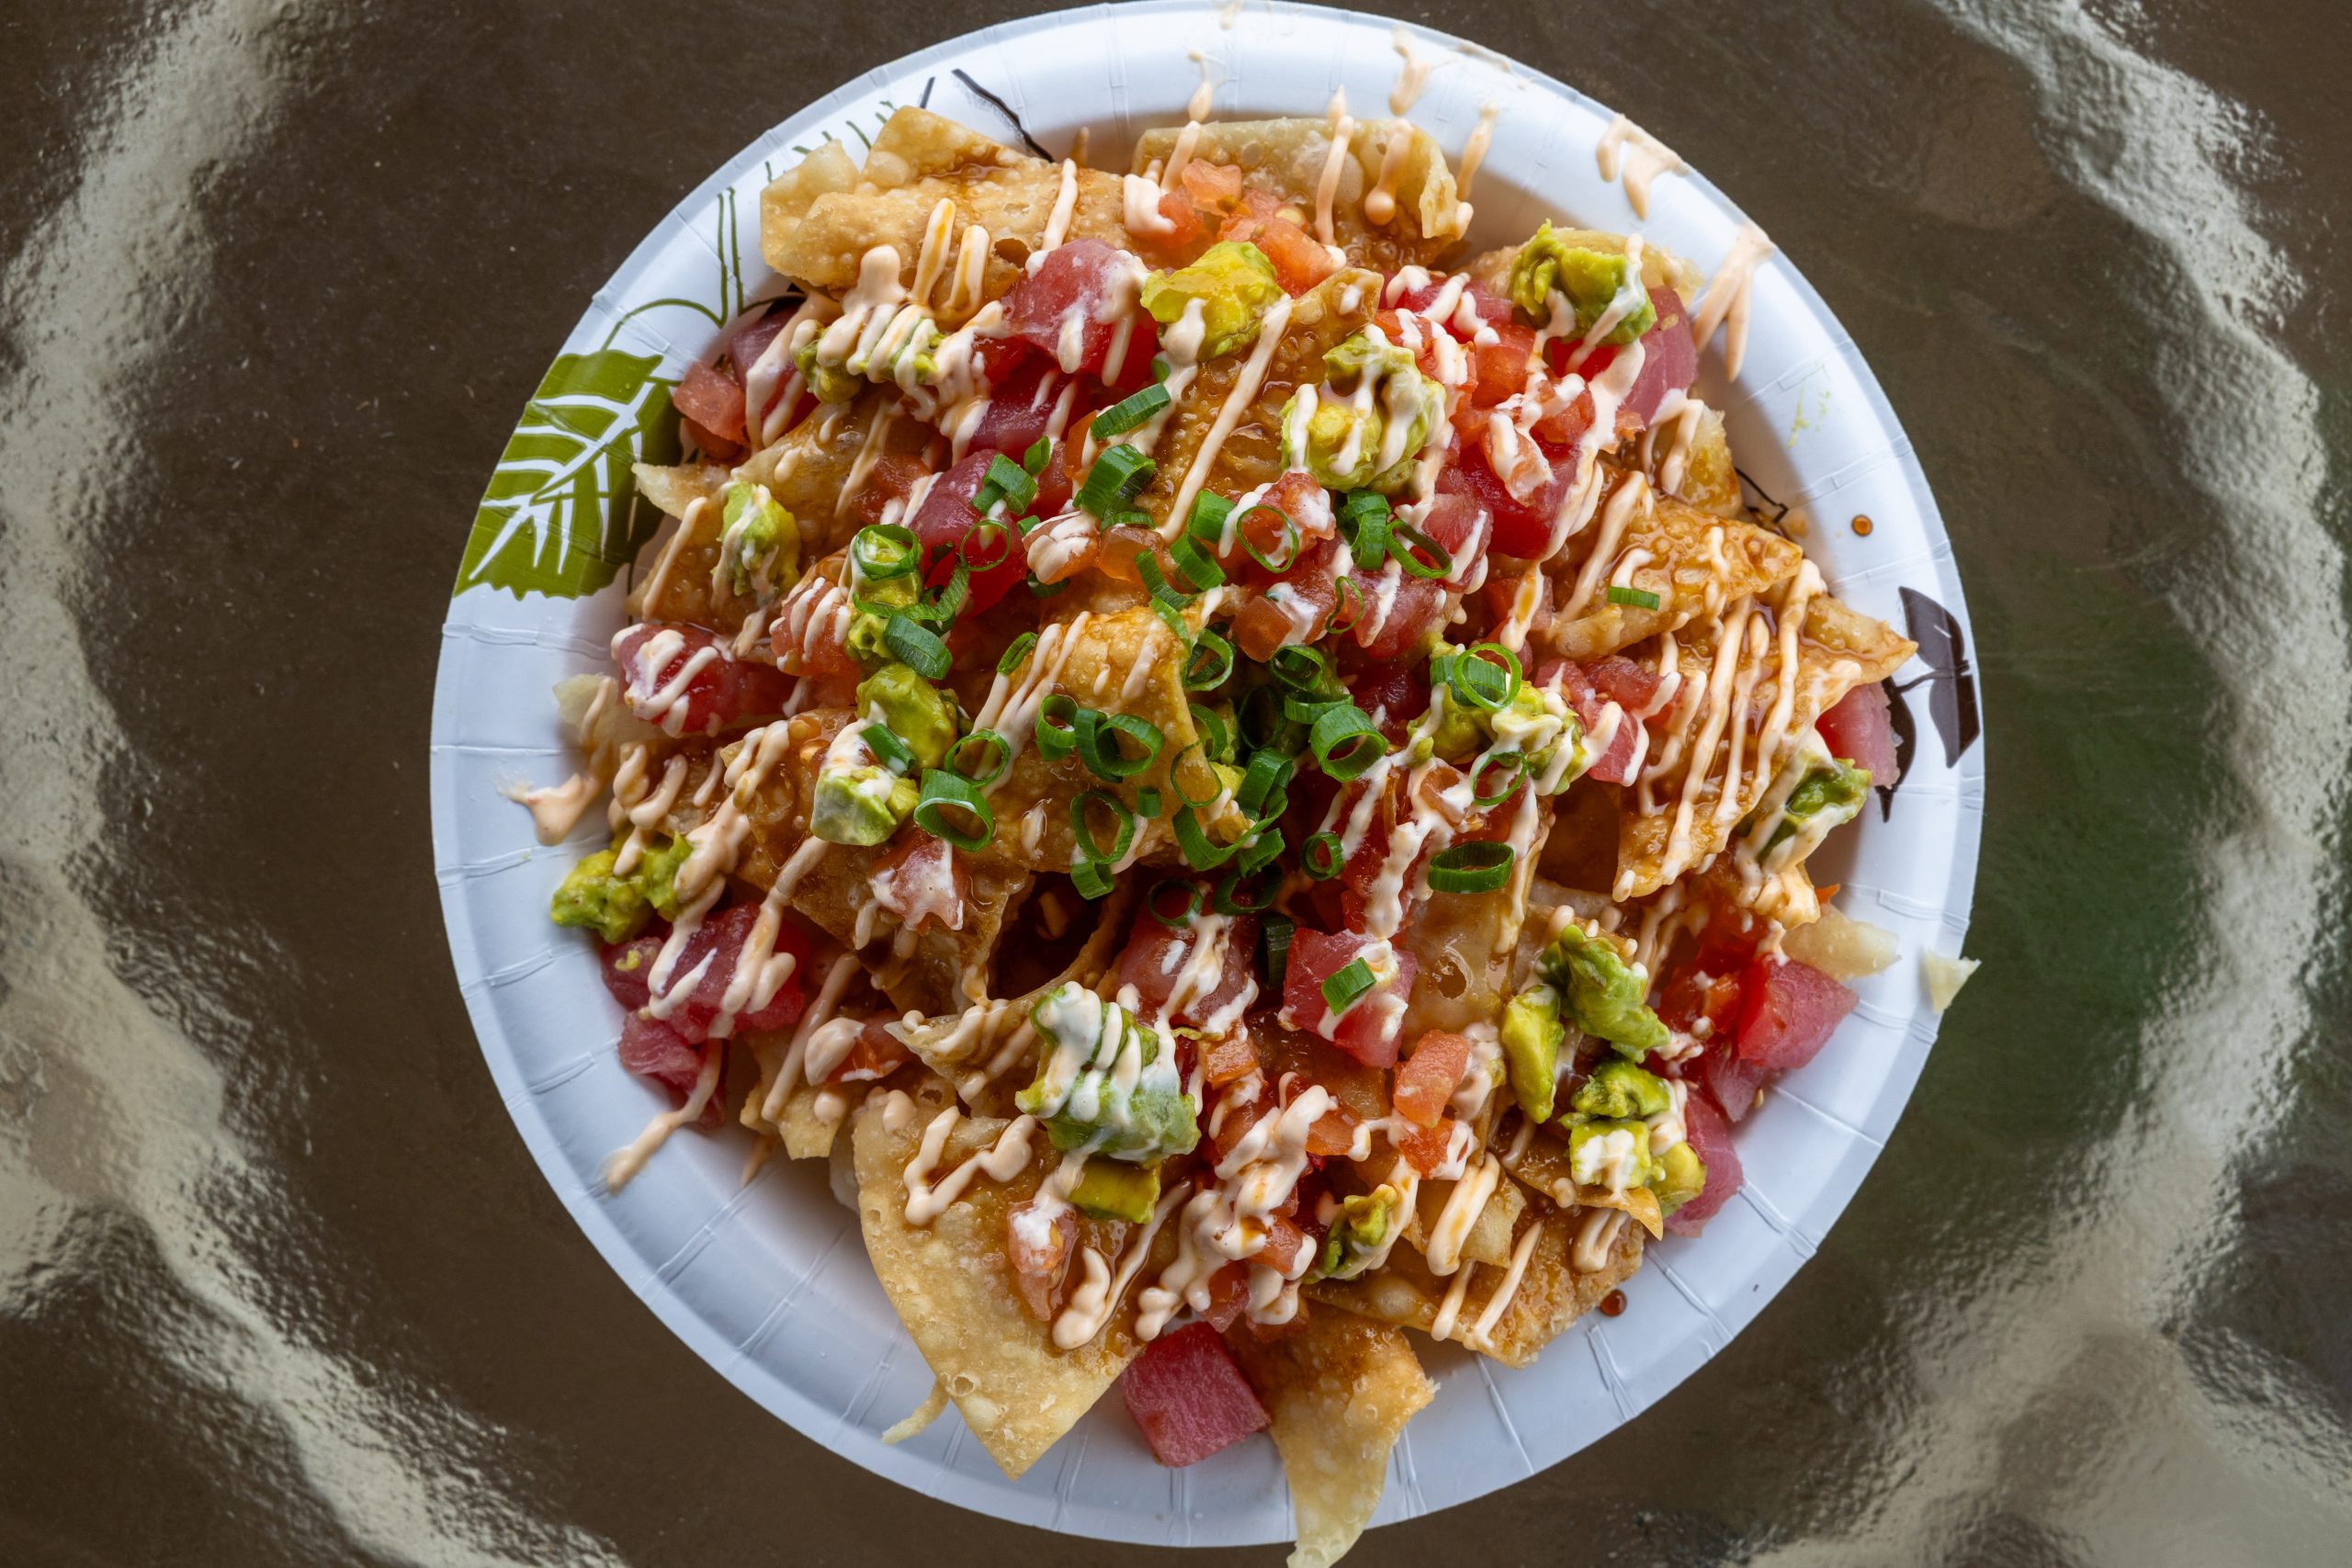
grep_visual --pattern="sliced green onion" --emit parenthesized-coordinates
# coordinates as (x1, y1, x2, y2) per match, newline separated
(1147, 879, 1204, 928)
(1340, 491, 1391, 566)
(1389, 522, 1452, 580)
(1186, 703, 1230, 765)
(1149, 355, 1171, 383)
(1284, 693, 1347, 724)
(1172, 741, 1225, 807)
(1070, 857, 1114, 899)
(913, 769, 995, 852)
(997, 631, 1038, 677)
(851, 524, 919, 581)
(1468, 750, 1526, 810)
(862, 722, 915, 776)
(975, 454, 1037, 518)
(1182, 629, 1234, 692)
(1036, 693, 1080, 761)
(1069, 789, 1136, 863)
(1022, 435, 1052, 475)
(1076, 445, 1156, 518)
(1173, 805, 1238, 870)
(1606, 584, 1663, 611)
(1074, 709, 1164, 780)
(1320, 957, 1377, 1015)
(1449, 642, 1521, 713)
(947, 728, 1011, 787)
(1091, 382, 1173, 439)
(1236, 504, 1302, 573)
(1186, 491, 1234, 545)
(1309, 704, 1387, 782)
(1427, 840, 1516, 894)
(909, 563, 968, 626)
(1168, 532, 1226, 592)
(1136, 550, 1192, 606)
(1261, 912, 1295, 993)
(1029, 574, 1070, 599)
(885, 613, 951, 680)
(1326, 574, 1364, 636)
(1237, 825, 1285, 875)
(1213, 867, 1279, 914)
(1136, 785, 1163, 818)
(1239, 683, 1305, 755)
(1236, 750, 1294, 819)
(1303, 832, 1344, 879)
(1268, 645, 1334, 696)
(960, 518, 1016, 574)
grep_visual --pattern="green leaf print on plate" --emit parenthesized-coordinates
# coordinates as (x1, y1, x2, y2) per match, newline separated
(455, 349, 684, 600)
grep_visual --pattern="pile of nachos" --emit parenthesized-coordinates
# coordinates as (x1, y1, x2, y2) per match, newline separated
(516, 103, 1916, 1565)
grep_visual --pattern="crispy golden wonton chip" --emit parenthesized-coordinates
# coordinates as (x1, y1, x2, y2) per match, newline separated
(1663, 403, 1741, 518)
(1225, 1309, 1434, 1568)
(1548, 486, 1803, 660)
(1395, 877, 1526, 1041)
(1310, 1200, 1644, 1368)
(763, 107, 1125, 316)
(852, 1078, 1129, 1478)
(1616, 583, 1914, 898)
(1133, 118, 1463, 272)
(1134, 267, 1380, 530)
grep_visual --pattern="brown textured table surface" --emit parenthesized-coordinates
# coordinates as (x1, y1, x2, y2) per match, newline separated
(3, 2, 2348, 1564)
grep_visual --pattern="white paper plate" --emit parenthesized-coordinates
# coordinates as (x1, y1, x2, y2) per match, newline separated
(431, 0, 1984, 1545)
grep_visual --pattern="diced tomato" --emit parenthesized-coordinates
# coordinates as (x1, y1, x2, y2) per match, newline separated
(1008, 1197, 1077, 1322)
(1120, 1322, 1270, 1466)
(1467, 323, 1538, 408)
(1658, 963, 1744, 1040)
(1734, 957, 1857, 1071)
(678, 415, 744, 466)
(1201, 1032, 1260, 1088)
(1181, 159, 1244, 209)
(1622, 286, 1697, 429)
(873, 833, 970, 934)
(614, 624, 794, 737)
(1306, 1104, 1360, 1157)
(910, 451, 1027, 617)
(616, 1012, 721, 1126)
(1200, 1263, 1250, 1333)
(1815, 681, 1900, 784)
(598, 931, 667, 1011)
(1351, 658, 1430, 744)
(1114, 910, 1261, 1029)
(1216, 188, 1333, 295)
(1442, 440, 1572, 560)
(1395, 1115, 1457, 1175)
(1665, 1089, 1743, 1235)
(673, 362, 746, 446)
(824, 1018, 913, 1084)
(1259, 1214, 1313, 1276)
(1698, 1045, 1769, 1123)
(1001, 238, 1159, 384)
(1153, 185, 1214, 253)
(1531, 385, 1598, 449)
(1278, 929, 1417, 1067)
(646, 904, 810, 1045)
(1392, 1031, 1471, 1128)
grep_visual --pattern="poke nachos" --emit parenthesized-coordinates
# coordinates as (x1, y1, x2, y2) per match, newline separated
(514, 96, 1917, 1567)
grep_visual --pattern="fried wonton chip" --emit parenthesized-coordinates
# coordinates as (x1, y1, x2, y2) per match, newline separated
(1547, 483, 1804, 660)
(1399, 1168, 1528, 1268)
(888, 882, 1135, 1116)
(1133, 267, 1380, 530)
(1615, 581, 1914, 898)
(1310, 1199, 1645, 1368)
(1658, 401, 1741, 518)
(984, 605, 1232, 869)
(1224, 1309, 1434, 1568)
(1133, 118, 1464, 272)
(852, 1077, 1131, 1478)
(762, 107, 1125, 317)
(1466, 229, 1703, 309)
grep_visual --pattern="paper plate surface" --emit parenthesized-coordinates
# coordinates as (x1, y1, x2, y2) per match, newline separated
(430, 0, 1984, 1545)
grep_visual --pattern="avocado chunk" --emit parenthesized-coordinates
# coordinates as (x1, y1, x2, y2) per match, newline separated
(1568, 1118, 1656, 1196)
(1017, 984, 1201, 1164)
(1652, 1140, 1707, 1213)
(1743, 733, 1871, 866)
(1572, 1058, 1671, 1121)
(633, 832, 695, 919)
(548, 849, 651, 943)
(1280, 333, 1444, 494)
(1070, 1158, 1161, 1224)
(1140, 241, 1284, 359)
(855, 662, 957, 771)
(791, 334, 864, 404)
(719, 480, 801, 600)
(809, 763, 917, 846)
(1500, 982, 1566, 1123)
(1421, 647, 1589, 789)
(1317, 1185, 1402, 1281)
(1507, 222, 1657, 346)
(1540, 925, 1669, 1060)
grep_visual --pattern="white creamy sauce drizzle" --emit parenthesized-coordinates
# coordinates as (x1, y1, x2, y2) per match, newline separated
(1363, 121, 1414, 227)
(1314, 105, 1357, 245)
(1595, 112, 1688, 220)
(1159, 295, 1295, 540)
(1689, 222, 1776, 380)
(1389, 27, 1436, 114)
(603, 1042, 723, 1193)
(901, 1106, 1038, 1225)
(1452, 101, 1498, 234)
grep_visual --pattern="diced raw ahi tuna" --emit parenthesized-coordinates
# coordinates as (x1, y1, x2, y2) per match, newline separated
(616, 1012, 720, 1128)
(1119, 1322, 1270, 1467)
(1815, 681, 1900, 785)
(1735, 956, 1857, 1071)
(1665, 1087, 1743, 1235)
(599, 931, 666, 1011)
(1621, 287, 1697, 428)
(910, 450, 1028, 616)
(1278, 929, 1417, 1067)
(1115, 908, 1261, 1029)
(614, 624, 793, 737)
(646, 905, 811, 1044)
(1697, 1045, 1770, 1123)
(1001, 238, 1159, 385)
(1552, 657, 1659, 784)
(1441, 440, 1572, 560)
(1391, 1031, 1472, 1127)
